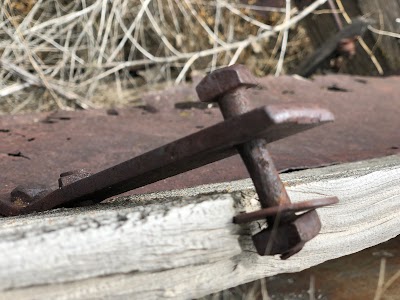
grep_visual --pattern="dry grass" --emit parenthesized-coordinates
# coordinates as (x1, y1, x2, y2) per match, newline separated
(1, 0, 399, 114)
(0, 0, 328, 114)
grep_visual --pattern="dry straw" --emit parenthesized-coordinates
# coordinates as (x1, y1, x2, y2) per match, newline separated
(0, 0, 328, 113)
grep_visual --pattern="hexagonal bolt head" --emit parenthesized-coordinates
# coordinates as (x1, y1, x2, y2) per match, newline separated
(251, 210, 322, 259)
(195, 64, 258, 103)
(10, 184, 52, 206)
(58, 169, 92, 188)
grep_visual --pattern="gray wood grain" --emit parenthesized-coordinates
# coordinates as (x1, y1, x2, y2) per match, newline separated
(0, 155, 399, 299)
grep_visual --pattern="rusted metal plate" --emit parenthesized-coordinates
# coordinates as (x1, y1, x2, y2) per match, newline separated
(1, 75, 399, 197)
(0, 105, 334, 216)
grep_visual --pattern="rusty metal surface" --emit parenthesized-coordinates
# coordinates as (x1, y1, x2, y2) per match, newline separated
(252, 210, 322, 259)
(1, 74, 399, 198)
(196, 64, 258, 103)
(0, 64, 338, 261)
(195, 64, 336, 258)
(0, 105, 333, 216)
(233, 197, 339, 224)
(198, 65, 293, 217)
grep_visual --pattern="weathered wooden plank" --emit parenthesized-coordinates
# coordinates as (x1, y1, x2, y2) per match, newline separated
(0, 155, 399, 299)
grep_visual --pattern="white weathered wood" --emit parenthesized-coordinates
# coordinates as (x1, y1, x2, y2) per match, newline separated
(0, 155, 399, 299)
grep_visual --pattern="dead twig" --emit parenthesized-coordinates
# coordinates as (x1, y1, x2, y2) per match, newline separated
(275, 0, 291, 76)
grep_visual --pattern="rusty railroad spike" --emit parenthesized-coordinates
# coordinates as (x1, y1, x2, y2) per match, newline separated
(0, 103, 336, 219)
(0, 64, 338, 259)
(196, 64, 338, 259)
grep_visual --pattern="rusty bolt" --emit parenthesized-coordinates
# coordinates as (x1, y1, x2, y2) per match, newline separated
(196, 64, 291, 211)
(233, 197, 338, 224)
(10, 184, 51, 206)
(58, 169, 92, 188)
(196, 64, 258, 105)
(252, 210, 321, 259)
(196, 64, 319, 258)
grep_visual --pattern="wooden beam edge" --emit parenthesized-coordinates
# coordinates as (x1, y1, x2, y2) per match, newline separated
(0, 155, 399, 299)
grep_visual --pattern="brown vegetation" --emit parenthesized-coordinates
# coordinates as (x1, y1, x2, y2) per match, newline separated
(0, 0, 315, 113)
(0, 0, 398, 114)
